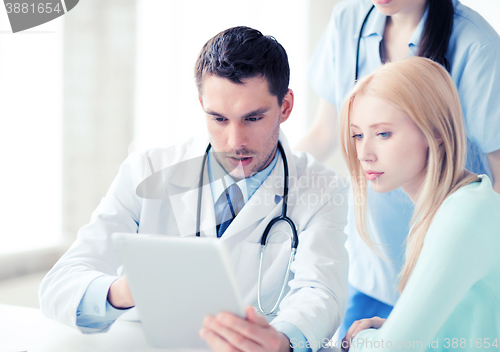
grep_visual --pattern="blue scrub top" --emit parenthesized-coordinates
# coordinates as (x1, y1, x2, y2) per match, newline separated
(308, 0, 500, 305)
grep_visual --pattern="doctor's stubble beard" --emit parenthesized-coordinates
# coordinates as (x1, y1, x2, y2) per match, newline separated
(213, 114, 281, 179)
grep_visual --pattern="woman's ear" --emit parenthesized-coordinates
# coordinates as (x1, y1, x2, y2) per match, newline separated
(434, 131, 443, 146)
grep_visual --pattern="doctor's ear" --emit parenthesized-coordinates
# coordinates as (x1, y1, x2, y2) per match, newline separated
(279, 89, 294, 124)
(198, 95, 204, 108)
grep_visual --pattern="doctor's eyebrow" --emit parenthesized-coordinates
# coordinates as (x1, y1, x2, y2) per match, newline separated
(204, 110, 225, 118)
(204, 108, 271, 119)
(242, 108, 270, 118)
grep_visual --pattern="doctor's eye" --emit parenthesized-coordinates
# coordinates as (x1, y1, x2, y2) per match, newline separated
(214, 117, 227, 123)
(377, 132, 392, 139)
(352, 133, 363, 140)
(246, 116, 263, 122)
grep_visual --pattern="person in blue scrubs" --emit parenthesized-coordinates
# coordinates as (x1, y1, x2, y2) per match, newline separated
(296, 0, 500, 339)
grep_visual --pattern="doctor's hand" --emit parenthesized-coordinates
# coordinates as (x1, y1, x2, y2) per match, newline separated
(107, 276, 135, 309)
(200, 306, 291, 352)
(341, 317, 386, 351)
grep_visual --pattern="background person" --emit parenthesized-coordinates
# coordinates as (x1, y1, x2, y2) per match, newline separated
(297, 0, 500, 337)
(340, 57, 500, 351)
(39, 26, 349, 352)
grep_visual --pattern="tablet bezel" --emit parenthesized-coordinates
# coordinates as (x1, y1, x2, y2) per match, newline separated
(113, 233, 245, 348)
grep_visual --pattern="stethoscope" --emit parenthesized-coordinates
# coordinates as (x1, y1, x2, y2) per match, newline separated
(356, 4, 450, 80)
(355, 5, 375, 82)
(195, 141, 298, 316)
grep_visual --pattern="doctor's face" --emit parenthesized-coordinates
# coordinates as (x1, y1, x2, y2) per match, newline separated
(199, 75, 293, 180)
(350, 93, 429, 201)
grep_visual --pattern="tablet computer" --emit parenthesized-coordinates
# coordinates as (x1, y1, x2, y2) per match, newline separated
(112, 233, 245, 349)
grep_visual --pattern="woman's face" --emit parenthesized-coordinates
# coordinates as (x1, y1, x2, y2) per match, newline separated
(350, 93, 429, 201)
(370, 0, 427, 17)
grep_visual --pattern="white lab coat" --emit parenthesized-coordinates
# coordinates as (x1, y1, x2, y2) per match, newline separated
(39, 131, 349, 348)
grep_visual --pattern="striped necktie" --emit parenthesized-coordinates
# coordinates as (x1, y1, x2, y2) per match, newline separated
(217, 184, 244, 237)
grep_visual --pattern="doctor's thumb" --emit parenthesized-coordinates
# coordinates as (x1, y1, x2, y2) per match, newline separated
(245, 306, 269, 327)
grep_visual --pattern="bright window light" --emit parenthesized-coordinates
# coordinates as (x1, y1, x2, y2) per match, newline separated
(0, 13, 63, 254)
(460, 0, 500, 34)
(132, 0, 309, 154)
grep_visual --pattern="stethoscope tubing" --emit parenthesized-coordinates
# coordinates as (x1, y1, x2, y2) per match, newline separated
(355, 4, 375, 82)
(195, 141, 299, 316)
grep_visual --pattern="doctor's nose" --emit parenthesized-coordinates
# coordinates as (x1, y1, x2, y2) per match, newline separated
(227, 124, 248, 150)
(357, 139, 376, 163)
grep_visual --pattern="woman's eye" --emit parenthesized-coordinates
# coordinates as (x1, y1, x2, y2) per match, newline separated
(378, 132, 392, 138)
(215, 117, 226, 122)
(352, 134, 363, 140)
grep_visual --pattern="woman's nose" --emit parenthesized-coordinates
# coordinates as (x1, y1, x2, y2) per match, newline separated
(357, 139, 376, 162)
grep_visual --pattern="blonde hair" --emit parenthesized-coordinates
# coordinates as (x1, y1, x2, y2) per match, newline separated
(339, 57, 478, 291)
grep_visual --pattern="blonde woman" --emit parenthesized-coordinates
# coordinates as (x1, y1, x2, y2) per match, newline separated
(339, 57, 500, 351)
(299, 0, 500, 338)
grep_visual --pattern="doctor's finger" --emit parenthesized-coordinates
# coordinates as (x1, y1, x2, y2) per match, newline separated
(215, 312, 267, 346)
(200, 327, 244, 352)
(204, 316, 261, 352)
(245, 306, 269, 327)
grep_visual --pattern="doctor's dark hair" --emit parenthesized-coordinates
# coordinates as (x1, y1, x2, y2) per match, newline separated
(194, 26, 290, 106)
(417, 0, 454, 71)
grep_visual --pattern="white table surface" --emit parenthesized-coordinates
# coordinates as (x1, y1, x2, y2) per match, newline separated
(0, 304, 341, 352)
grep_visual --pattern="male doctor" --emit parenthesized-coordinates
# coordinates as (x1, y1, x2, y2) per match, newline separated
(39, 26, 348, 352)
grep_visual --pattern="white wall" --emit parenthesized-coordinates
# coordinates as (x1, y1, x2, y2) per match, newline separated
(0, 12, 63, 255)
(461, 0, 500, 33)
(132, 0, 310, 153)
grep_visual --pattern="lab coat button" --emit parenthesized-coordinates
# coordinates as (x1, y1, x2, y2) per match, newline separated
(94, 306, 100, 314)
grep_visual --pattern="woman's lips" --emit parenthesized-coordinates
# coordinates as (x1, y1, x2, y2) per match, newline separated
(365, 171, 384, 181)
(373, 0, 392, 5)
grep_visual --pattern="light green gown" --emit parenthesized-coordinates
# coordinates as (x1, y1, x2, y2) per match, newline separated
(351, 175, 500, 352)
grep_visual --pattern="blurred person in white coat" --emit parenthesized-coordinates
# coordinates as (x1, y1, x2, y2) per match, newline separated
(39, 26, 349, 352)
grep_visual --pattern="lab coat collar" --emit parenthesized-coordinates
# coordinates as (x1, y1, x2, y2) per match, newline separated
(208, 147, 279, 206)
(170, 160, 217, 238)
(168, 129, 294, 190)
(208, 151, 248, 205)
(166, 134, 217, 238)
(135, 134, 209, 201)
(168, 134, 211, 190)
(168, 129, 296, 239)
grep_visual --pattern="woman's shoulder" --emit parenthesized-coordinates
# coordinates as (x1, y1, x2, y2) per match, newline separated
(329, 0, 374, 26)
(432, 175, 500, 239)
(334, 0, 373, 12)
(444, 175, 499, 208)
(421, 176, 500, 274)
(451, 1, 500, 48)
